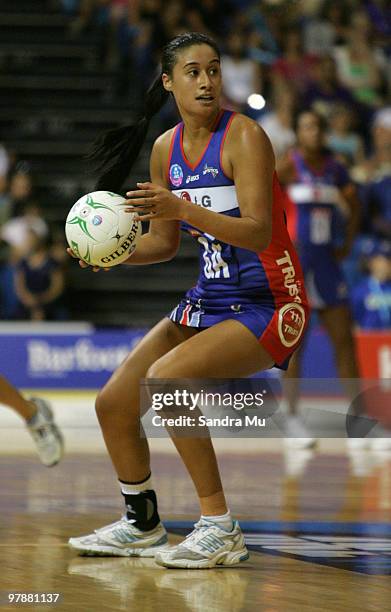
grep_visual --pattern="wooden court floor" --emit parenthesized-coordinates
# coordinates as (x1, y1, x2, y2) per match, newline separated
(0, 450, 390, 612)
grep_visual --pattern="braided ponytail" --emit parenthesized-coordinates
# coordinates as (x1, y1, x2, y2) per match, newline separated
(88, 76, 169, 192)
(87, 32, 220, 192)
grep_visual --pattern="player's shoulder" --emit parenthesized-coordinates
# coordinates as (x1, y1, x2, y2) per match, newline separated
(226, 112, 274, 158)
(229, 112, 268, 140)
(153, 127, 177, 157)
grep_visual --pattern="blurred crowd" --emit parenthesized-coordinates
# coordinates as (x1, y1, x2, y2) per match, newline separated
(0, 156, 68, 321)
(0, 0, 390, 326)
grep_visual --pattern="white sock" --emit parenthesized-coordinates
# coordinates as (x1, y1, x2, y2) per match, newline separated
(201, 509, 233, 531)
(119, 474, 153, 495)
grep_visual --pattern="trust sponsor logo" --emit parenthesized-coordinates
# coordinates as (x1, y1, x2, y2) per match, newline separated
(278, 303, 306, 347)
(276, 250, 302, 304)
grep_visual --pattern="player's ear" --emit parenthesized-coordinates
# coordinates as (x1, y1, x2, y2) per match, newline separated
(162, 73, 173, 93)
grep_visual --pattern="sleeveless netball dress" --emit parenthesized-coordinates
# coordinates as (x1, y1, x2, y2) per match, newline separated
(285, 150, 350, 309)
(167, 110, 309, 369)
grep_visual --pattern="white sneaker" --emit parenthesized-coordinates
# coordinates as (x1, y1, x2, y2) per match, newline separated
(283, 448, 314, 477)
(283, 416, 317, 449)
(370, 435, 391, 451)
(27, 397, 64, 467)
(154, 518, 249, 569)
(68, 517, 169, 557)
(346, 438, 370, 451)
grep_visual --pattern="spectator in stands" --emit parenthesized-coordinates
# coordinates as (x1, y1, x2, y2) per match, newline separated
(221, 30, 262, 112)
(364, 0, 391, 41)
(14, 230, 65, 321)
(333, 10, 384, 108)
(303, 55, 357, 120)
(0, 238, 19, 319)
(327, 103, 365, 167)
(1, 201, 48, 261)
(352, 106, 391, 191)
(68, 0, 98, 34)
(351, 240, 391, 329)
(0, 145, 11, 226)
(5, 165, 35, 218)
(304, 0, 349, 56)
(0, 143, 10, 197)
(246, 1, 279, 64)
(272, 26, 317, 94)
(259, 82, 297, 159)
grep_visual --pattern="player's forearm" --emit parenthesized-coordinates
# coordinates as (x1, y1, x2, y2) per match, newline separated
(180, 202, 270, 252)
(122, 232, 177, 265)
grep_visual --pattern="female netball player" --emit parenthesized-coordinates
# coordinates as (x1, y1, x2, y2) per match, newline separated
(0, 375, 63, 466)
(68, 32, 309, 568)
(278, 109, 361, 449)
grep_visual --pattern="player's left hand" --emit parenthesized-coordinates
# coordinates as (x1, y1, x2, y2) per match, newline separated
(125, 182, 184, 221)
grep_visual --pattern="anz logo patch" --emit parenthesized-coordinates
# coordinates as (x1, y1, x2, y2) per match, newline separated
(245, 534, 391, 575)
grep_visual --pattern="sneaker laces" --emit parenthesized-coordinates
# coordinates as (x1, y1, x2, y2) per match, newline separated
(30, 424, 56, 447)
(95, 517, 130, 534)
(181, 519, 217, 547)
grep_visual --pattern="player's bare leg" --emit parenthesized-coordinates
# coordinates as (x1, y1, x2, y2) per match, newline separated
(94, 317, 198, 482)
(283, 345, 302, 416)
(0, 375, 36, 420)
(318, 305, 375, 448)
(68, 318, 199, 557)
(318, 305, 360, 380)
(146, 319, 274, 567)
(69, 318, 274, 564)
(146, 319, 274, 515)
(282, 340, 316, 449)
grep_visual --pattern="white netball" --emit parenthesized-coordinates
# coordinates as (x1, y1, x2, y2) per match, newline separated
(65, 191, 141, 267)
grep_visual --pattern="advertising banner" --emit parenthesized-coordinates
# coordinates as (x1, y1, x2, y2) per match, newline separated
(0, 323, 389, 388)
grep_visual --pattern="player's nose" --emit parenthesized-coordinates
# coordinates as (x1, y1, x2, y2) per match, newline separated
(198, 71, 212, 88)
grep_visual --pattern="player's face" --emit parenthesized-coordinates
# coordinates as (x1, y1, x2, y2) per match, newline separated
(297, 113, 324, 152)
(163, 44, 222, 118)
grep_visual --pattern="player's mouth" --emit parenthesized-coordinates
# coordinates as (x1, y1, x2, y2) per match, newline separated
(196, 94, 215, 103)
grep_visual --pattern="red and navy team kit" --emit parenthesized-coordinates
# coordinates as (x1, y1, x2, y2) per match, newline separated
(166, 109, 309, 369)
(284, 150, 352, 309)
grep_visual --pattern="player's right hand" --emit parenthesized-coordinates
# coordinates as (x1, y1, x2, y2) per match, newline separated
(66, 248, 110, 272)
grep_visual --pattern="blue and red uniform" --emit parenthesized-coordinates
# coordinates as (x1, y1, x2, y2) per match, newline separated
(284, 149, 351, 309)
(167, 110, 309, 368)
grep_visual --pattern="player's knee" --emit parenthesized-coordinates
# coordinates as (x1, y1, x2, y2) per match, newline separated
(95, 388, 113, 421)
(145, 358, 173, 381)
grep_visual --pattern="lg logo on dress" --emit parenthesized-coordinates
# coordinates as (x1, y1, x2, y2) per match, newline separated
(179, 192, 212, 208)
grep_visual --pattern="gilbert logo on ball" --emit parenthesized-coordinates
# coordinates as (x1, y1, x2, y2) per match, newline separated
(65, 191, 141, 267)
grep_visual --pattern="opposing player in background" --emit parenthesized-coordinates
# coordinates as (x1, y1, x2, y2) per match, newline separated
(278, 109, 361, 448)
(68, 32, 309, 568)
(0, 375, 64, 466)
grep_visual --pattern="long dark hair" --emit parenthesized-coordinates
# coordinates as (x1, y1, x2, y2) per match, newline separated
(88, 32, 221, 192)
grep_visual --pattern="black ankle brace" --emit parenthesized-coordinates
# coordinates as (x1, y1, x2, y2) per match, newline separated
(122, 489, 160, 531)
